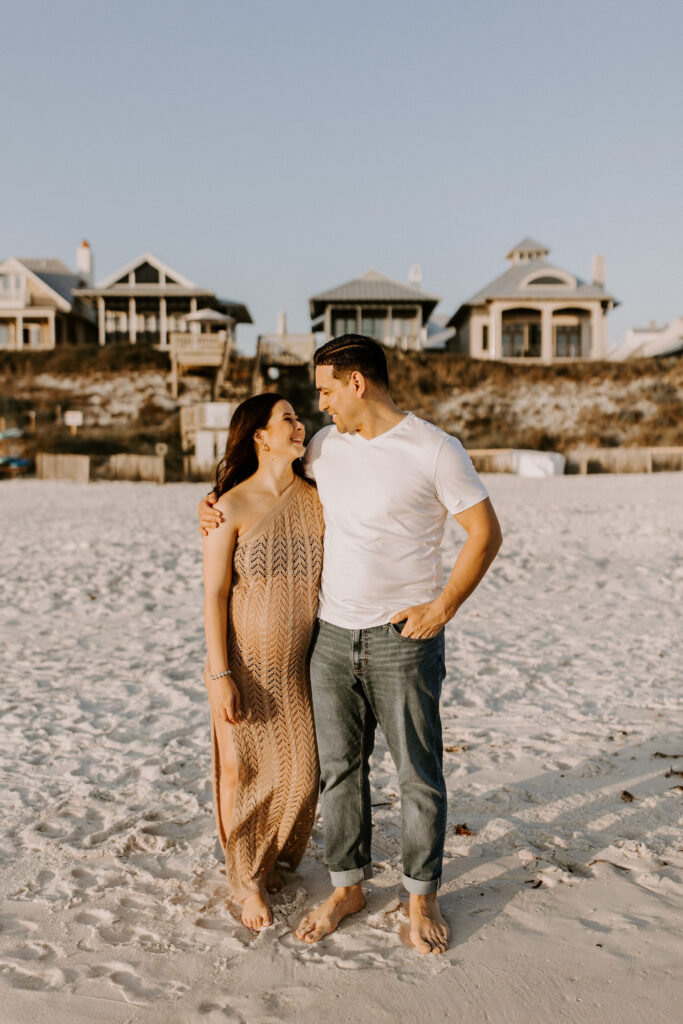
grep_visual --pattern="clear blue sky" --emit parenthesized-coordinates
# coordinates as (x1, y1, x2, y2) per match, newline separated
(2, 0, 681, 353)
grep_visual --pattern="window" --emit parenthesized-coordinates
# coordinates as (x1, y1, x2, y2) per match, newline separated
(361, 308, 387, 342)
(555, 326, 581, 357)
(390, 310, 415, 344)
(0, 322, 10, 348)
(502, 322, 541, 357)
(332, 308, 357, 335)
(482, 325, 488, 351)
(23, 324, 42, 349)
(135, 261, 160, 284)
(526, 275, 568, 286)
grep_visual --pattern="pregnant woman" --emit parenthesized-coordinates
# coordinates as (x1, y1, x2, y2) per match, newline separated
(202, 393, 324, 931)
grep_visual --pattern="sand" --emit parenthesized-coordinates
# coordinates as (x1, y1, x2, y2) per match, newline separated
(0, 473, 681, 1023)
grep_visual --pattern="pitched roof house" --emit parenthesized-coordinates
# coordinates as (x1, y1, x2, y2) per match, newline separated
(447, 239, 619, 361)
(309, 269, 441, 351)
(75, 251, 252, 349)
(0, 246, 96, 350)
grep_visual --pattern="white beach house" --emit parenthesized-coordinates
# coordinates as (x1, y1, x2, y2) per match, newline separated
(447, 239, 618, 362)
(0, 244, 96, 350)
(74, 251, 252, 351)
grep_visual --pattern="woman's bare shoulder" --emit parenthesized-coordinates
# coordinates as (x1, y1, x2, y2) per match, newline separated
(216, 479, 261, 525)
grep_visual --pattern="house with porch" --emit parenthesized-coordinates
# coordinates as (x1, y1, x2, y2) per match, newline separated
(0, 245, 96, 350)
(447, 239, 618, 361)
(309, 269, 441, 350)
(75, 251, 251, 350)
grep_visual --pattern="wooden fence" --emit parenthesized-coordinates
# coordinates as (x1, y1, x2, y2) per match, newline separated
(468, 449, 516, 473)
(107, 453, 165, 484)
(570, 446, 683, 474)
(36, 452, 90, 483)
(468, 446, 683, 474)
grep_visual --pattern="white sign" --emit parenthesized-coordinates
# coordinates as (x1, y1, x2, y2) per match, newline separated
(64, 410, 83, 428)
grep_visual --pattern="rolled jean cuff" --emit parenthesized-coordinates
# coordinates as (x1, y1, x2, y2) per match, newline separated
(402, 873, 440, 895)
(329, 863, 373, 888)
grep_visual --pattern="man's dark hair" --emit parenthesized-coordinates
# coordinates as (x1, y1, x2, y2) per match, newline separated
(313, 334, 389, 389)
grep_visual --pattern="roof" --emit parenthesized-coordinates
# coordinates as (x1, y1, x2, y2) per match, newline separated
(505, 237, 550, 259)
(18, 259, 82, 306)
(309, 269, 441, 320)
(97, 252, 196, 290)
(448, 256, 618, 326)
(185, 307, 232, 323)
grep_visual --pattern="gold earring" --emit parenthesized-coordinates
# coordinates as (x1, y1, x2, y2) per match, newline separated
(263, 442, 270, 453)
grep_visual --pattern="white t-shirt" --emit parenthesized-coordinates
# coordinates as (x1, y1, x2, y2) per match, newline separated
(303, 412, 488, 629)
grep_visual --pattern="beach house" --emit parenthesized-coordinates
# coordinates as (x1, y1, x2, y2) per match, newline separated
(0, 245, 96, 349)
(447, 239, 618, 362)
(309, 268, 441, 351)
(75, 251, 251, 350)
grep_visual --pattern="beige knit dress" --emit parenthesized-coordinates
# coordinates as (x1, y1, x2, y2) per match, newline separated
(211, 476, 324, 901)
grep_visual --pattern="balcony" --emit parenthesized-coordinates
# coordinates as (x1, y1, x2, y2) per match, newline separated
(169, 330, 228, 367)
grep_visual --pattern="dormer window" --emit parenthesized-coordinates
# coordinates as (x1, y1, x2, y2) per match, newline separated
(526, 275, 568, 286)
(520, 267, 576, 289)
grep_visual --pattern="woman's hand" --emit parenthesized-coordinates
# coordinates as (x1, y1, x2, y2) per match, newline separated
(206, 674, 242, 724)
(198, 492, 223, 537)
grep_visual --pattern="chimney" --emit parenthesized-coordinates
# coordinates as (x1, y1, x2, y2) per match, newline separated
(591, 253, 605, 287)
(77, 240, 93, 286)
(277, 309, 287, 335)
(408, 264, 422, 287)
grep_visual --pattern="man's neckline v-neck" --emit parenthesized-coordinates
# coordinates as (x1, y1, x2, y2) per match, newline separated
(351, 411, 413, 445)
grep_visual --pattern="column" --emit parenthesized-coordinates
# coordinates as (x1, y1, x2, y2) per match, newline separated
(129, 298, 136, 344)
(324, 306, 331, 337)
(386, 306, 392, 346)
(47, 311, 56, 349)
(541, 306, 553, 363)
(159, 297, 168, 349)
(489, 304, 502, 360)
(356, 305, 362, 334)
(97, 297, 105, 346)
(15, 314, 24, 350)
(190, 297, 198, 315)
(591, 305, 603, 359)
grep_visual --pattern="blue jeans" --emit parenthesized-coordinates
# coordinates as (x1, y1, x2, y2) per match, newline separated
(309, 618, 447, 895)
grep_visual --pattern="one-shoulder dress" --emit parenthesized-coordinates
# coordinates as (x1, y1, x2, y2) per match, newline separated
(211, 476, 325, 901)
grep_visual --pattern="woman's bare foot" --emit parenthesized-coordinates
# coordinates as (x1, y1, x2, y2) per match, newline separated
(265, 868, 285, 893)
(241, 892, 272, 931)
(409, 893, 449, 954)
(295, 885, 365, 943)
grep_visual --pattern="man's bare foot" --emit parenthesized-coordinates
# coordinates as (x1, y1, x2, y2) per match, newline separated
(295, 885, 365, 943)
(241, 892, 272, 931)
(265, 868, 285, 893)
(409, 893, 449, 954)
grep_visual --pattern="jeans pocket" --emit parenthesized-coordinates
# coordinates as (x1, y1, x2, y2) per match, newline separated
(390, 620, 434, 643)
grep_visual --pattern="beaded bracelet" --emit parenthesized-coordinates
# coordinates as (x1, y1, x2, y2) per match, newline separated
(209, 669, 232, 680)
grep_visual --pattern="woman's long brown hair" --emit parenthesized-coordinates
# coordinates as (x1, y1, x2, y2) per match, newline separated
(213, 393, 307, 497)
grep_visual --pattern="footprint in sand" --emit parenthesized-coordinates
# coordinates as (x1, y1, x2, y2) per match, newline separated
(87, 961, 188, 1003)
(0, 961, 73, 991)
(4, 941, 60, 962)
(0, 916, 38, 940)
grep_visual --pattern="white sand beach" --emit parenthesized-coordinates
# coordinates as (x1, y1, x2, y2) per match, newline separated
(0, 474, 681, 1024)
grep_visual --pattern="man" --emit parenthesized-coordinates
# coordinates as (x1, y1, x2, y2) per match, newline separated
(200, 335, 502, 954)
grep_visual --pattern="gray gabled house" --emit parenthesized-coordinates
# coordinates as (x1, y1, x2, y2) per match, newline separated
(309, 269, 441, 351)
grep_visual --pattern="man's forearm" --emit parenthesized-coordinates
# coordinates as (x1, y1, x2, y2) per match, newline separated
(434, 529, 502, 620)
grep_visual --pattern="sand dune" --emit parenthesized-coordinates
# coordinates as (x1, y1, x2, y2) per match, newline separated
(0, 474, 681, 1023)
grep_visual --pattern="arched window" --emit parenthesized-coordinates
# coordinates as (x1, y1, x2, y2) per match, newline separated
(526, 275, 568, 285)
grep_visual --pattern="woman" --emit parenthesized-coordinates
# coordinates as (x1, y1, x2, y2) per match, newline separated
(202, 393, 324, 931)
